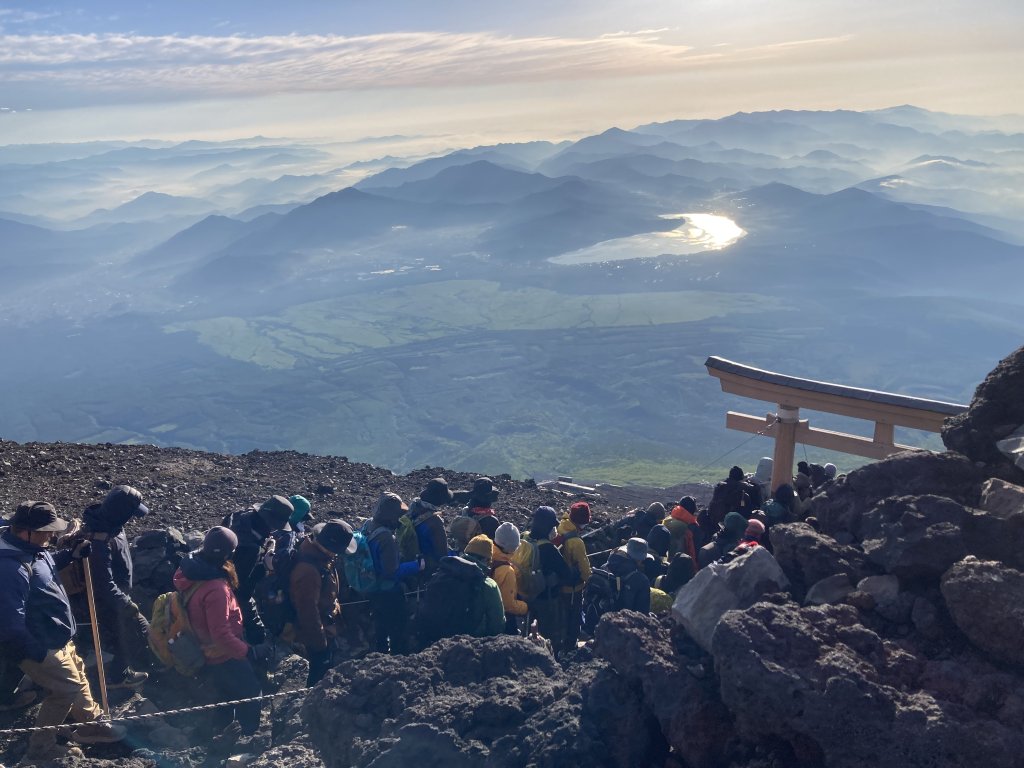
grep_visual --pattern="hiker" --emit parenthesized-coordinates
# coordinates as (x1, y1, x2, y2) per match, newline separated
(449, 477, 500, 551)
(405, 478, 453, 576)
(290, 519, 357, 686)
(704, 466, 759, 535)
(0, 501, 126, 763)
(655, 552, 695, 595)
(747, 457, 774, 503)
(698, 511, 749, 568)
(794, 462, 813, 509)
(557, 502, 593, 654)
(225, 495, 294, 644)
(364, 492, 421, 655)
(415, 535, 504, 646)
(762, 484, 798, 528)
(632, 502, 667, 541)
(603, 538, 652, 614)
(173, 527, 273, 736)
(81, 485, 152, 689)
(663, 496, 699, 566)
(524, 506, 573, 652)
(643, 524, 672, 582)
(492, 522, 528, 634)
(271, 494, 315, 557)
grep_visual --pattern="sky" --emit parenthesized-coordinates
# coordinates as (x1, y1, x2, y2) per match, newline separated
(0, 0, 1022, 144)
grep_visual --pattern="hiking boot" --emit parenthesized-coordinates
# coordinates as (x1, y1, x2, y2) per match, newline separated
(18, 744, 84, 765)
(107, 668, 148, 689)
(70, 720, 127, 744)
(0, 689, 37, 711)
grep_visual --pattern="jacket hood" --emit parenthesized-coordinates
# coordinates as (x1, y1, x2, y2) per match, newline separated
(84, 502, 123, 534)
(557, 517, 580, 536)
(298, 537, 335, 565)
(491, 547, 514, 568)
(177, 551, 230, 583)
(670, 505, 697, 525)
(409, 498, 439, 521)
(0, 531, 44, 559)
(439, 554, 486, 582)
(606, 549, 637, 577)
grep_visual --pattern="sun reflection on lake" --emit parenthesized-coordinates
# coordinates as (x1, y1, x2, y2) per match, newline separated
(549, 213, 746, 265)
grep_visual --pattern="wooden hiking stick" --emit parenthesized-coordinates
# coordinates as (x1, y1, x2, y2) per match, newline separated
(81, 558, 110, 717)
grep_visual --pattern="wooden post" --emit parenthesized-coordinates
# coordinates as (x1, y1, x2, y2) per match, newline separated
(770, 405, 799, 496)
(81, 558, 110, 718)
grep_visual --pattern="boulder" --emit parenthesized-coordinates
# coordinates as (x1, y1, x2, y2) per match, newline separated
(672, 546, 790, 653)
(594, 611, 731, 768)
(996, 425, 1024, 475)
(961, 480, 1024, 569)
(861, 496, 967, 581)
(770, 522, 868, 601)
(943, 344, 1024, 483)
(856, 575, 900, 607)
(712, 600, 1024, 768)
(302, 635, 625, 768)
(941, 557, 1024, 668)
(811, 451, 983, 542)
(979, 478, 1024, 517)
(804, 573, 853, 606)
(249, 741, 326, 768)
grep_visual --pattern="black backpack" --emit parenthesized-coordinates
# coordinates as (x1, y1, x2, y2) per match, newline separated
(708, 481, 750, 526)
(415, 556, 486, 647)
(255, 548, 327, 637)
(581, 567, 622, 637)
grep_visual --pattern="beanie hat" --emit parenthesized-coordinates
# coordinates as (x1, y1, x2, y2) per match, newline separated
(464, 534, 494, 564)
(797, 461, 810, 476)
(531, 506, 558, 538)
(420, 478, 454, 507)
(102, 485, 149, 518)
(723, 511, 748, 536)
(201, 526, 238, 561)
(646, 524, 671, 557)
(494, 522, 521, 552)
(753, 457, 773, 486)
(569, 501, 591, 527)
(744, 519, 766, 540)
(258, 495, 294, 531)
(824, 463, 837, 479)
(645, 502, 666, 523)
(774, 484, 796, 504)
(625, 537, 649, 562)
(677, 496, 697, 515)
(289, 495, 312, 526)
(314, 519, 358, 555)
(728, 466, 744, 481)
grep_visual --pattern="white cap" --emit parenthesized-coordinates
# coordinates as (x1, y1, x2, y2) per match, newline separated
(494, 522, 521, 552)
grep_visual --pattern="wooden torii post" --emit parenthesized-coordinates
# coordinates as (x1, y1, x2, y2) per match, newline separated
(704, 356, 968, 493)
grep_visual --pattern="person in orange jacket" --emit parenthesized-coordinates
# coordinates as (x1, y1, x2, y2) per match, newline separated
(664, 496, 699, 571)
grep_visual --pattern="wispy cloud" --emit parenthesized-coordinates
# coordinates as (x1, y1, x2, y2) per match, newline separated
(0, 30, 850, 105)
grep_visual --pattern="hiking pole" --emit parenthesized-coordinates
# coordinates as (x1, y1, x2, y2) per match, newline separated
(81, 558, 110, 718)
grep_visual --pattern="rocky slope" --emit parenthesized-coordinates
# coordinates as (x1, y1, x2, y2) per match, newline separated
(1, 344, 1023, 768)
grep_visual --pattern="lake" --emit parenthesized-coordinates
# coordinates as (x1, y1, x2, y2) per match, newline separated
(549, 213, 746, 265)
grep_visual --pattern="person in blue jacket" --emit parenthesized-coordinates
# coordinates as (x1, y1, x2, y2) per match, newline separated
(0, 501, 126, 763)
(82, 485, 152, 689)
(364, 492, 422, 654)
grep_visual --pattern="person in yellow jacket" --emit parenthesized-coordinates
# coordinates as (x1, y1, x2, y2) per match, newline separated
(557, 502, 593, 655)
(492, 523, 528, 634)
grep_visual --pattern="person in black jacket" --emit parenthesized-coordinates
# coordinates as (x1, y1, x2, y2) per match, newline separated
(524, 506, 572, 654)
(225, 495, 294, 644)
(0, 501, 126, 762)
(604, 538, 652, 614)
(82, 485, 152, 689)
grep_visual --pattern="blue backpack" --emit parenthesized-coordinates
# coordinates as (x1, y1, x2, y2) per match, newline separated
(344, 524, 388, 593)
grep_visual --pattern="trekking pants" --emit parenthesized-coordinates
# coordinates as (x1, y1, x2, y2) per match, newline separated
(203, 658, 262, 735)
(19, 641, 103, 752)
(560, 590, 585, 654)
(369, 589, 409, 655)
(528, 597, 564, 653)
(97, 603, 151, 677)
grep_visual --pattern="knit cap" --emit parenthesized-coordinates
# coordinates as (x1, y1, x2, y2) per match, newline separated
(569, 501, 592, 527)
(494, 522, 521, 552)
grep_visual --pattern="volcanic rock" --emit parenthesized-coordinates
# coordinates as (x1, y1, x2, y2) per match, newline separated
(770, 522, 868, 601)
(812, 451, 983, 542)
(712, 600, 1024, 768)
(804, 573, 854, 606)
(941, 557, 1024, 668)
(943, 344, 1024, 483)
(860, 495, 967, 581)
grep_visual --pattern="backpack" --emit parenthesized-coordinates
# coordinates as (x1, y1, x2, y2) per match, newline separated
(255, 549, 325, 636)
(708, 481, 750, 526)
(511, 538, 547, 600)
(415, 556, 486, 646)
(581, 567, 622, 636)
(148, 584, 206, 677)
(762, 499, 790, 525)
(343, 524, 388, 594)
(396, 514, 421, 563)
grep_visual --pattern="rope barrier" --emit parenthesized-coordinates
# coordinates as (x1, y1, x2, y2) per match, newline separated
(0, 687, 308, 736)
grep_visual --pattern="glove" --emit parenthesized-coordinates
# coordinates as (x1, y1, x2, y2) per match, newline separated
(247, 641, 274, 664)
(71, 540, 92, 560)
(418, 557, 426, 572)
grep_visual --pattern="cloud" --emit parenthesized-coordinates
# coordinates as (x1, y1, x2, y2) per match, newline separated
(0, 29, 851, 106)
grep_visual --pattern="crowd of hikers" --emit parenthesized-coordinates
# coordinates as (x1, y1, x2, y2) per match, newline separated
(0, 459, 839, 764)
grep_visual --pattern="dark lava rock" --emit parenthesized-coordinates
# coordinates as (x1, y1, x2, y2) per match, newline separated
(594, 611, 732, 768)
(941, 557, 1024, 668)
(860, 496, 968, 582)
(249, 740, 326, 768)
(769, 522, 869, 602)
(811, 451, 983, 542)
(943, 344, 1024, 484)
(964, 479, 1024, 570)
(302, 635, 621, 768)
(712, 600, 1024, 768)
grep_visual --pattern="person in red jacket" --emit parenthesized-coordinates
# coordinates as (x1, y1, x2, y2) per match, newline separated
(172, 527, 272, 735)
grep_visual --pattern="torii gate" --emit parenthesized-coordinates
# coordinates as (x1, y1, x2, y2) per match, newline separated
(705, 356, 968, 494)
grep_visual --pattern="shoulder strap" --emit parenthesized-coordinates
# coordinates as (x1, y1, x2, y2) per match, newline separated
(178, 582, 204, 609)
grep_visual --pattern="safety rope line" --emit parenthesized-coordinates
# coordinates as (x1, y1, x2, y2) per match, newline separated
(0, 687, 309, 736)
(693, 417, 779, 474)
